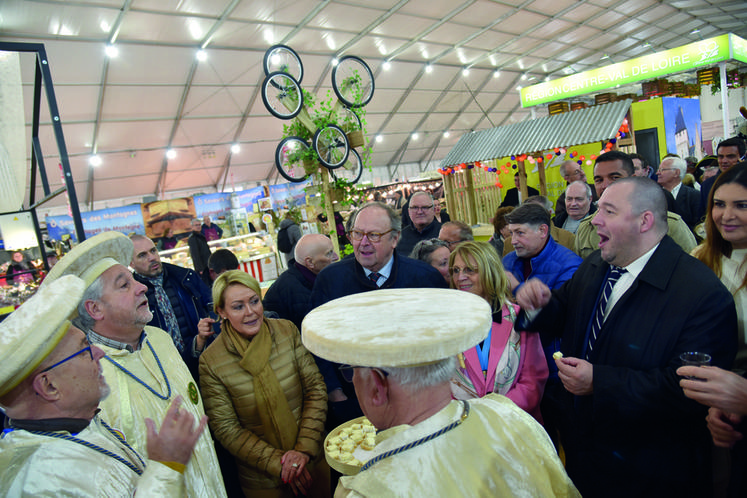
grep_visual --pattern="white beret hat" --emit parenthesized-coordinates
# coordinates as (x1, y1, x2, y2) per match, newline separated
(302, 288, 491, 367)
(0, 275, 86, 396)
(40, 231, 133, 289)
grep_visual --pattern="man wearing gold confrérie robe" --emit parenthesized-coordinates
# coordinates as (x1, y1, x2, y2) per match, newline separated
(42, 232, 227, 498)
(302, 288, 579, 498)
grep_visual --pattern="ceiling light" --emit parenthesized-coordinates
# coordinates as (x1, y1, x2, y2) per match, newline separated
(383, 60, 391, 70)
(196, 49, 207, 62)
(443, 131, 450, 138)
(105, 45, 119, 58)
(521, 74, 527, 81)
(425, 64, 433, 74)
(231, 143, 240, 154)
(88, 155, 102, 167)
(411, 133, 419, 140)
(166, 149, 176, 159)
(544, 76, 551, 82)
(516, 86, 523, 91)
(601, 54, 610, 60)
(493, 70, 500, 78)
(332, 58, 339, 67)
(100, 21, 111, 33)
(462, 68, 470, 77)
(375, 135, 383, 143)
(690, 29, 700, 34)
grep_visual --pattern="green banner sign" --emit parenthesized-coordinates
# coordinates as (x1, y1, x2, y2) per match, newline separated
(521, 33, 744, 107)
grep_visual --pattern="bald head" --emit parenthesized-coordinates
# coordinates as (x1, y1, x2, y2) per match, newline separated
(294, 234, 339, 274)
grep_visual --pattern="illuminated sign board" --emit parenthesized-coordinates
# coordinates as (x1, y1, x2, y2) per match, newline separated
(521, 33, 745, 107)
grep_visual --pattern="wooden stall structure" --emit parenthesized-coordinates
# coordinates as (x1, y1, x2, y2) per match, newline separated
(440, 99, 633, 224)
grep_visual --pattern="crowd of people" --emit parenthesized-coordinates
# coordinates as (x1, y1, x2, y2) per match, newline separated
(1, 139, 746, 497)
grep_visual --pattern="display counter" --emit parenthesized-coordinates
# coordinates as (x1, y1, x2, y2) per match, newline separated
(159, 232, 279, 284)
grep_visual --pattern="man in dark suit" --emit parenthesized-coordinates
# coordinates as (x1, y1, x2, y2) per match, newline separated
(499, 173, 539, 207)
(555, 160, 598, 219)
(657, 156, 703, 229)
(263, 233, 339, 330)
(309, 201, 448, 426)
(517, 177, 737, 498)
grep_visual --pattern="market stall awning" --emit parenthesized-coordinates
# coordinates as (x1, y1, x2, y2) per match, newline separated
(441, 99, 632, 168)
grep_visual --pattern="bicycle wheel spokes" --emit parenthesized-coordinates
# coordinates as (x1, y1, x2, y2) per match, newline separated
(263, 45, 303, 84)
(332, 55, 374, 108)
(313, 124, 350, 169)
(275, 136, 311, 182)
(262, 72, 303, 119)
(331, 148, 363, 184)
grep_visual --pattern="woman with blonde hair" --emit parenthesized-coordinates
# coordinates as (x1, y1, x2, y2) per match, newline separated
(449, 241, 548, 422)
(199, 270, 328, 497)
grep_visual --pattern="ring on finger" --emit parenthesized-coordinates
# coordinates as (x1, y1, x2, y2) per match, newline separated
(291, 463, 298, 468)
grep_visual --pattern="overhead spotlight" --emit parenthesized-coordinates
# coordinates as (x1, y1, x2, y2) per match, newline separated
(462, 68, 470, 77)
(383, 60, 391, 70)
(521, 74, 528, 81)
(493, 70, 500, 78)
(516, 85, 523, 91)
(690, 29, 700, 34)
(411, 133, 419, 140)
(196, 49, 207, 62)
(375, 135, 383, 143)
(166, 149, 176, 159)
(443, 131, 450, 138)
(88, 155, 102, 167)
(105, 44, 119, 58)
(231, 143, 240, 154)
(332, 58, 339, 67)
(544, 76, 551, 82)
(601, 54, 610, 60)
(425, 64, 433, 73)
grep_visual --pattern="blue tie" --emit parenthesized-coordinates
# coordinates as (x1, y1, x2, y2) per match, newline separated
(587, 266, 626, 359)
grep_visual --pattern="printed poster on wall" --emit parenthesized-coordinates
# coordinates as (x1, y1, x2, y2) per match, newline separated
(46, 205, 146, 242)
(663, 97, 702, 158)
(269, 179, 311, 210)
(140, 198, 195, 240)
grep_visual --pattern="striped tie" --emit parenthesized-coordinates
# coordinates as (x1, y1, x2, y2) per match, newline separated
(368, 271, 382, 287)
(586, 266, 626, 359)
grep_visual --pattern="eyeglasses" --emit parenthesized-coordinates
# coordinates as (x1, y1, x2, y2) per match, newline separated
(658, 168, 677, 173)
(40, 346, 93, 373)
(348, 229, 394, 243)
(445, 239, 466, 247)
(449, 266, 478, 276)
(339, 364, 389, 383)
(409, 204, 434, 211)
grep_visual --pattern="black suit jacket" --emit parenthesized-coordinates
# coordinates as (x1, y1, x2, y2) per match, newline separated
(526, 236, 737, 498)
(674, 183, 703, 229)
(499, 186, 539, 207)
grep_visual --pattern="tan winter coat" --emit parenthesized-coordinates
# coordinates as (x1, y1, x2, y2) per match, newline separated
(199, 318, 327, 492)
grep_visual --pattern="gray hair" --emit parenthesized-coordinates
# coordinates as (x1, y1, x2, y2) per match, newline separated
(523, 195, 553, 213)
(356, 201, 402, 233)
(73, 275, 105, 331)
(566, 180, 592, 199)
(663, 156, 686, 180)
(617, 177, 668, 235)
(441, 221, 474, 241)
(559, 159, 578, 177)
(409, 238, 449, 263)
(360, 357, 457, 393)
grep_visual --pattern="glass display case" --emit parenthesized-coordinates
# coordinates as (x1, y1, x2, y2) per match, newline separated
(159, 232, 279, 284)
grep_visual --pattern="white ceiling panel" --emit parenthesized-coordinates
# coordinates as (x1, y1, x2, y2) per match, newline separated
(1, 0, 745, 209)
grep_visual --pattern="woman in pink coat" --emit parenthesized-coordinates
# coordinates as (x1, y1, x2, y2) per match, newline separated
(449, 241, 548, 422)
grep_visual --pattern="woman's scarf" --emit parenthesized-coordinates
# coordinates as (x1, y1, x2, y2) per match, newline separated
(223, 319, 298, 451)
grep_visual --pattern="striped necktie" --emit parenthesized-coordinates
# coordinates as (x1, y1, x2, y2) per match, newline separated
(586, 266, 626, 359)
(368, 271, 382, 287)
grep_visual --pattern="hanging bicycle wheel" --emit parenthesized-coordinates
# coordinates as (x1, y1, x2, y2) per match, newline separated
(313, 124, 349, 169)
(331, 148, 363, 184)
(275, 137, 311, 182)
(337, 105, 362, 131)
(332, 55, 374, 108)
(263, 44, 304, 84)
(261, 72, 303, 120)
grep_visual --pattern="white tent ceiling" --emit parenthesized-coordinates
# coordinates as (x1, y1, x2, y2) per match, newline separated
(1, 0, 746, 211)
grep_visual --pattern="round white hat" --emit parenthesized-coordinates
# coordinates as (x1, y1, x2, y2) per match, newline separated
(301, 288, 492, 367)
(41, 231, 133, 289)
(0, 275, 86, 397)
